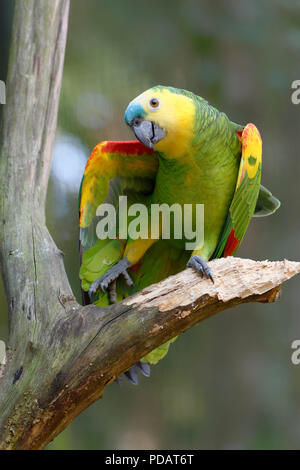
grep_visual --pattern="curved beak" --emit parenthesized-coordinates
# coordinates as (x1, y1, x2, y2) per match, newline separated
(131, 118, 166, 149)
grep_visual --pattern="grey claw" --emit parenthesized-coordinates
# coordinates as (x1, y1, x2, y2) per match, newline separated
(187, 255, 214, 283)
(88, 258, 133, 299)
(88, 279, 102, 299)
(137, 361, 151, 377)
(117, 361, 151, 385)
(121, 270, 134, 287)
(124, 365, 139, 385)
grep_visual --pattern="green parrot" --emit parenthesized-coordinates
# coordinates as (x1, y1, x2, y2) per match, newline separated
(79, 85, 280, 384)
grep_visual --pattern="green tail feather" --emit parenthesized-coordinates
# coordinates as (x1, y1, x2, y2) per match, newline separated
(131, 241, 190, 364)
(254, 184, 281, 217)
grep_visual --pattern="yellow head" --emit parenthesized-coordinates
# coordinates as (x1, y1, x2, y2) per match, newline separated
(124, 86, 196, 158)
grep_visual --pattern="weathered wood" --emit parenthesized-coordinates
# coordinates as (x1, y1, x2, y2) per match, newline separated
(0, 0, 299, 452)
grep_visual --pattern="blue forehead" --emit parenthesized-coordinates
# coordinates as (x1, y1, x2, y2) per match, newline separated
(124, 102, 146, 125)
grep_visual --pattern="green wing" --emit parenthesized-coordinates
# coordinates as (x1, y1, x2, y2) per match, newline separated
(79, 140, 158, 240)
(79, 140, 158, 304)
(213, 124, 263, 258)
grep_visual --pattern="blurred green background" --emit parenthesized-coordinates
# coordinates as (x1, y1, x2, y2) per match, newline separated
(1, 0, 300, 450)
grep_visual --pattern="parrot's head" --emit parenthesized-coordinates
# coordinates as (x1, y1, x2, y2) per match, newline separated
(124, 86, 196, 158)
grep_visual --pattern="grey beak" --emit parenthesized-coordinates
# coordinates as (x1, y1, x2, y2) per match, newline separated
(131, 118, 165, 149)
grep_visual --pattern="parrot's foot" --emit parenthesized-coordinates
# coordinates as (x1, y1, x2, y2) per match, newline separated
(88, 258, 134, 299)
(124, 361, 151, 385)
(187, 255, 214, 283)
(114, 362, 151, 386)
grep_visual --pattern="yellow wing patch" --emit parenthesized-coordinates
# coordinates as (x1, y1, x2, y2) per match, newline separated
(239, 123, 262, 181)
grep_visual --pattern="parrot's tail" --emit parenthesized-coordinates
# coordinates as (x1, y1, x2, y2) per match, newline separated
(130, 240, 190, 368)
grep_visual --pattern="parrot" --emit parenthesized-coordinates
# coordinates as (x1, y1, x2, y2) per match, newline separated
(78, 85, 280, 384)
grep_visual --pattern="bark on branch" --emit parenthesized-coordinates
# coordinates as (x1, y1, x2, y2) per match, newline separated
(0, 0, 299, 451)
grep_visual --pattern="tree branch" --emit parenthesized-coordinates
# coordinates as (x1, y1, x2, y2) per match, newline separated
(0, 0, 299, 451)
(1, 252, 299, 449)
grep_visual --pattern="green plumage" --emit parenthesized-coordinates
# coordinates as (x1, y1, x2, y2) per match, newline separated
(79, 86, 280, 369)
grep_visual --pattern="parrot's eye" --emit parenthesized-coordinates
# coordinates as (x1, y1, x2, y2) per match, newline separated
(149, 97, 160, 110)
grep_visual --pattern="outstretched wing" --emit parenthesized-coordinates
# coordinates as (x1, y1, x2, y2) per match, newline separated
(79, 141, 158, 304)
(79, 140, 158, 231)
(212, 123, 262, 258)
